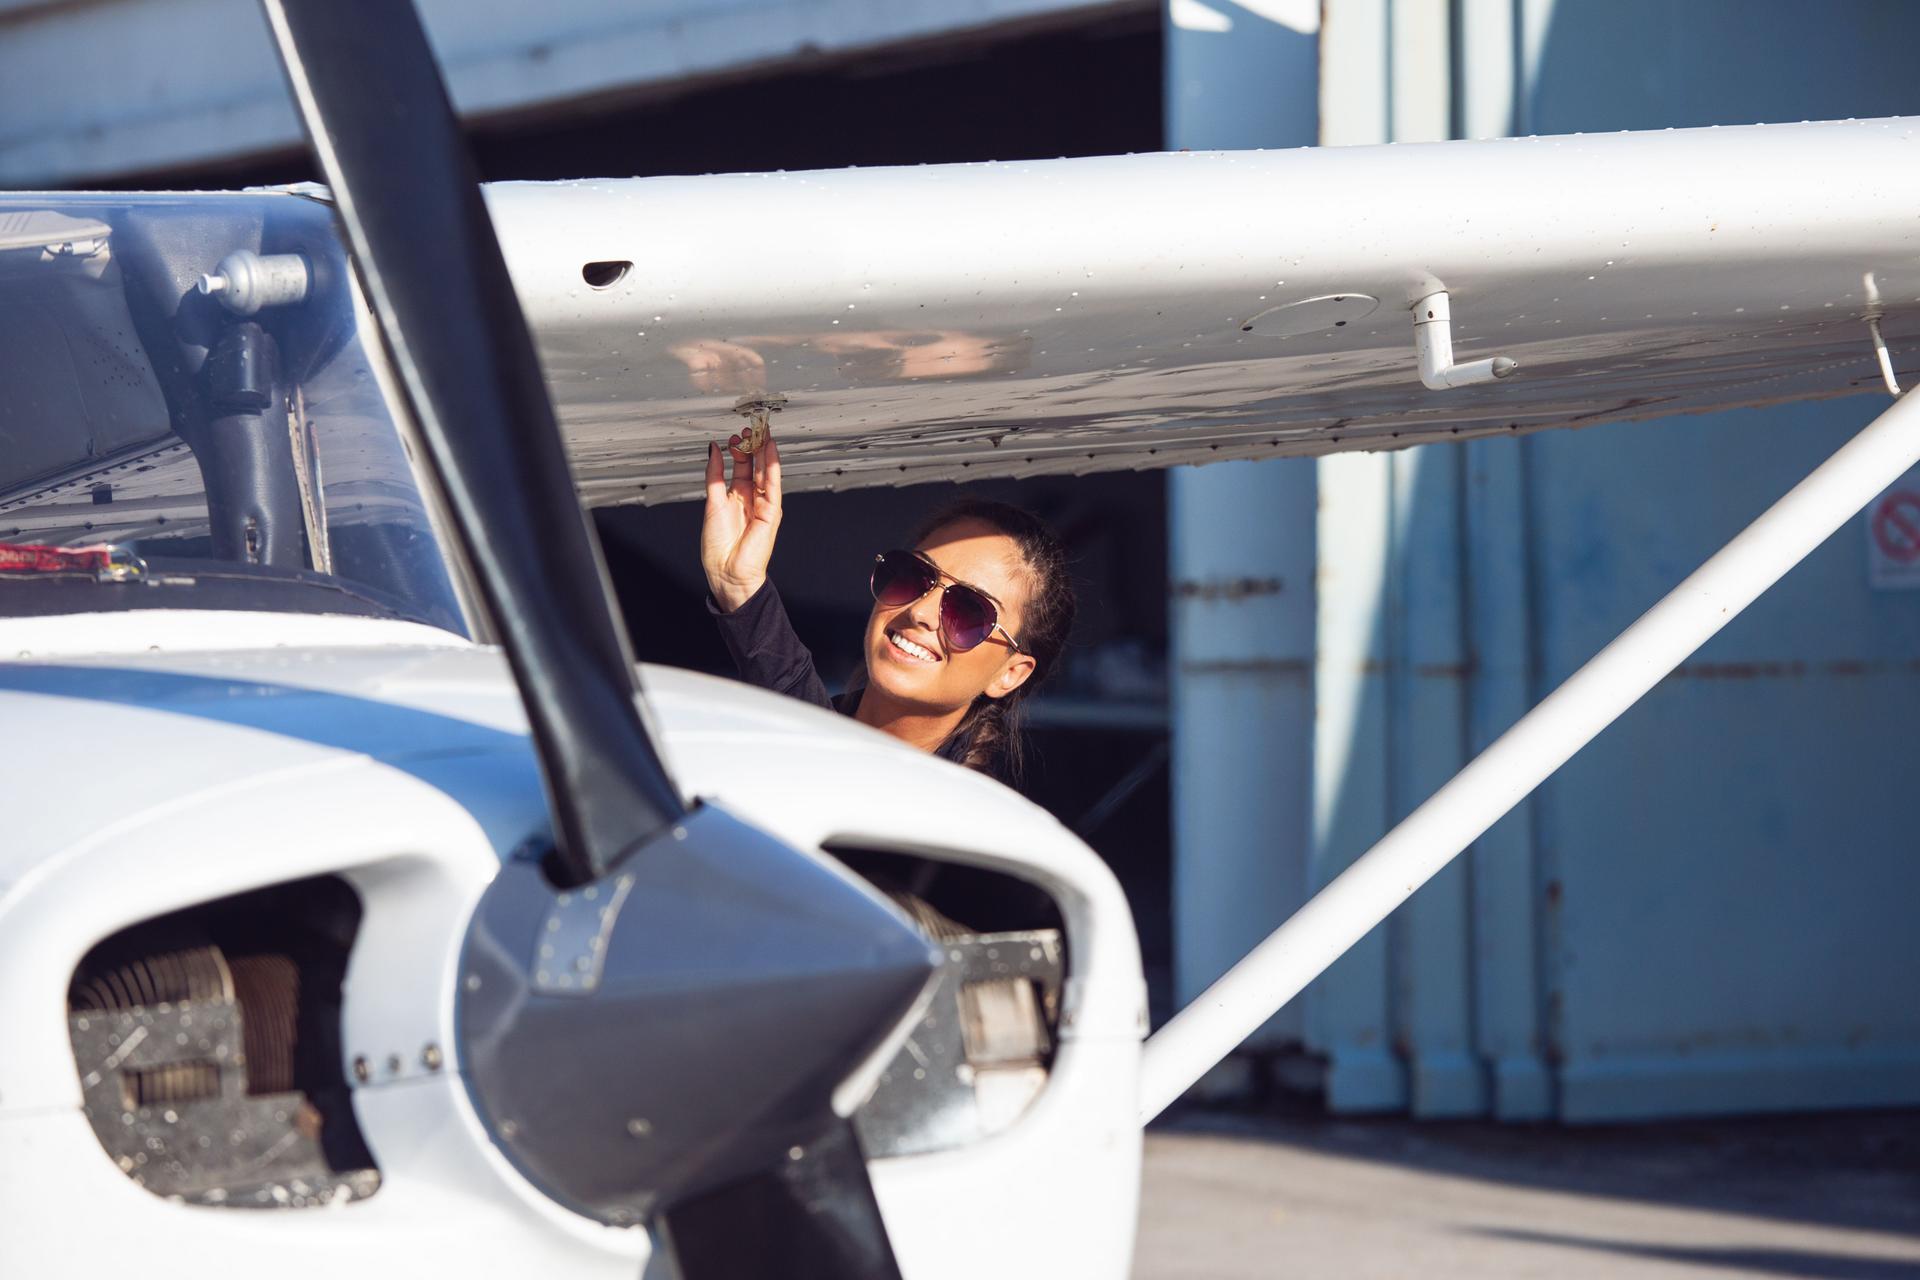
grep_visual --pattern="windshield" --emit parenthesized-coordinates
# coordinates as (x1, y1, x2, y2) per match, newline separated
(0, 192, 467, 635)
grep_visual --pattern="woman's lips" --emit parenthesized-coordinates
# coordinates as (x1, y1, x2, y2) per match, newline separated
(886, 630, 941, 663)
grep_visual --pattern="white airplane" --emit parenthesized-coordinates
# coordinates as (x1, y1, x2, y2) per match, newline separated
(3, 1, 1917, 1276)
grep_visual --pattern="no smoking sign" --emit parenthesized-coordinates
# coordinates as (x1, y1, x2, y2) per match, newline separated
(1868, 484, 1920, 589)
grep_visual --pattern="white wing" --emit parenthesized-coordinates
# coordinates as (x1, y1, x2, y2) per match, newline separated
(489, 116, 1920, 505)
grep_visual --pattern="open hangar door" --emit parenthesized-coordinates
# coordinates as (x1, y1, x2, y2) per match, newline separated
(538, 11, 1178, 1017)
(485, 11, 1183, 1022)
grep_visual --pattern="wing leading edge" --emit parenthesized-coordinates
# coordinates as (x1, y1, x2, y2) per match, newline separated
(487, 117, 1920, 505)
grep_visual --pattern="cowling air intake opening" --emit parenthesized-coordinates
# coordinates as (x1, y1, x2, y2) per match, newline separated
(829, 848, 1067, 1157)
(66, 876, 377, 1208)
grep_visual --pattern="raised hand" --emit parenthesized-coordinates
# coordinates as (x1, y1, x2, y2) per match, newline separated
(700, 431, 782, 612)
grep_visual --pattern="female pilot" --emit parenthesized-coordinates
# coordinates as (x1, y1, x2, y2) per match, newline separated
(701, 432, 1074, 784)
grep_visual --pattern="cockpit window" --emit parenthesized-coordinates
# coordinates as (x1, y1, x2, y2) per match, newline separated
(0, 193, 468, 635)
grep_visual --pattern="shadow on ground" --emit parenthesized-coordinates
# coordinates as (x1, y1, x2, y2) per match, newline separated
(1137, 1103, 1920, 1279)
(1154, 1098, 1920, 1239)
(1476, 1228, 1920, 1279)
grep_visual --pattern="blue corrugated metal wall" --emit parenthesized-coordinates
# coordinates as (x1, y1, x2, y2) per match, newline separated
(1498, 0, 1920, 1123)
(1168, 0, 1920, 1120)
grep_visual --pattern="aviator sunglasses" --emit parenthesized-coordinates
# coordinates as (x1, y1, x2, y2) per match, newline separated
(870, 548, 1024, 655)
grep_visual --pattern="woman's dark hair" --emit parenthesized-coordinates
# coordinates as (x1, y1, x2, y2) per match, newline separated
(910, 499, 1076, 784)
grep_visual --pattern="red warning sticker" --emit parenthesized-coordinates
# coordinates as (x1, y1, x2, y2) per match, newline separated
(1868, 489, 1920, 588)
(1873, 493, 1920, 563)
(0, 543, 112, 575)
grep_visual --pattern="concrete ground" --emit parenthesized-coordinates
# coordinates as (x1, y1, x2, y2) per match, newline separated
(1134, 1106, 1920, 1279)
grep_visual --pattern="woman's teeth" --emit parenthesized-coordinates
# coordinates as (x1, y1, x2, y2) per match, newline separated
(888, 632, 938, 662)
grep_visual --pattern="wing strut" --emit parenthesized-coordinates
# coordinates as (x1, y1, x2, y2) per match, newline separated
(1139, 376, 1920, 1121)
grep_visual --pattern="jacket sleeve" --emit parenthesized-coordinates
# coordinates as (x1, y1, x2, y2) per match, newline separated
(707, 579, 835, 711)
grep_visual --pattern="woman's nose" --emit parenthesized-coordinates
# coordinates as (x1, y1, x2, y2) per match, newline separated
(905, 587, 945, 637)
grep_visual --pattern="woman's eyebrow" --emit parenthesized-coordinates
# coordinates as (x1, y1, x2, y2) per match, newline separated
(920, 550, 1008, 610)
(961, 577, 1011, 615)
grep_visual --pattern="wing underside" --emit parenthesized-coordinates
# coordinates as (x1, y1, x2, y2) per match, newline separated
(486, 117, 1920, 505)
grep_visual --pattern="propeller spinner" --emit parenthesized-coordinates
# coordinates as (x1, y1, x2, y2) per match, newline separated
(459, 804, 939, 1223)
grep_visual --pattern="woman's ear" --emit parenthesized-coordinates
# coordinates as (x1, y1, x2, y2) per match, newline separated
(984, 652, 1037, 700)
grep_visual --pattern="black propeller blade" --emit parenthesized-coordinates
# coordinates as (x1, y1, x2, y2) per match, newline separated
(259, 0, 679, 886)
(663, 1120, 908, 1280)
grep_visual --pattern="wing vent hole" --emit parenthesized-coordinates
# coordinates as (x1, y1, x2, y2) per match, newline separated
(582, 260, 632, 289)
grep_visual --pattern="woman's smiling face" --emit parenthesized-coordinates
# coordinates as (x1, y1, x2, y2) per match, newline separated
(863, 517, 1037, 713)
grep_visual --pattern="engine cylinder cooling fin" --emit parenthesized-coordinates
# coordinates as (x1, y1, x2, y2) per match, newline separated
(227, 952, 301, 1095)
(123, 1060, 222, 1109)
(70, 944, 233, 1012)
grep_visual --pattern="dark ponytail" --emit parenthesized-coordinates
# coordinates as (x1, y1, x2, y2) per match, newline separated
(911, 500, 1076, 785)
